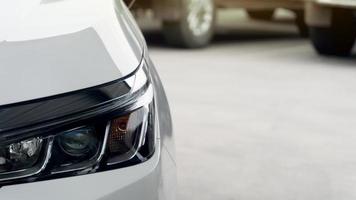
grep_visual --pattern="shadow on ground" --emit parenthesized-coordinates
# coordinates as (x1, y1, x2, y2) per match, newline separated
(143, 28, 300, 49)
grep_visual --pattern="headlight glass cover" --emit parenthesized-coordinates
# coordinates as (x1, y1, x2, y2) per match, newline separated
(0, 61, 156, 186)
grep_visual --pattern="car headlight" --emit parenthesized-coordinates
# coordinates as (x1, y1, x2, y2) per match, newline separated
(0, 60, 156, 186)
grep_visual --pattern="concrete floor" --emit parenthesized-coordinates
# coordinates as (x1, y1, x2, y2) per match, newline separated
(145, 10, 356, 200)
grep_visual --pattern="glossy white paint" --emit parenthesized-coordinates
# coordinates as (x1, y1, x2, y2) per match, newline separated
(0, 0, 143, 106)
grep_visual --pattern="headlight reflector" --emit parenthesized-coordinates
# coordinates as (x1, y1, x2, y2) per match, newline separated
(107, 106, 149, 165)
(0, 137, 43, 173)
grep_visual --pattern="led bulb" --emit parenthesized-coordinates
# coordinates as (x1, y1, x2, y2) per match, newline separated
(9, 138, 42, 162)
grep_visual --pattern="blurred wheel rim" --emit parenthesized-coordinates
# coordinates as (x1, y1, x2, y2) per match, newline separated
(187, 0, 214, 36)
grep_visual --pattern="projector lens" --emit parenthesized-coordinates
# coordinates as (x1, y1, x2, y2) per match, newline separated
(58, 127, 99, 157)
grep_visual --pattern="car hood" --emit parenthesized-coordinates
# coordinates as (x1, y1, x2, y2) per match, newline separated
(0, 0, 144, 106)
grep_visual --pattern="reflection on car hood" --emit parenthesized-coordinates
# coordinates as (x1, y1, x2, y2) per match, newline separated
(0, 0, 143, 106)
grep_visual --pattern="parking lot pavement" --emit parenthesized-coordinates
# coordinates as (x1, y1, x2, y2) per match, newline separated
(145, 10, 356, 200)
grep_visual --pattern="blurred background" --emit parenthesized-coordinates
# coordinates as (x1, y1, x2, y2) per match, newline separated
(130, 1, 356, 199)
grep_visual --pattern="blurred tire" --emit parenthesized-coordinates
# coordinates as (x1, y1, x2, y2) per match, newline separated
(162, 0, 216, 48)
(309, 8, 356, 56)
(247, 10, 275, 20)
(295, 10, 309, 38)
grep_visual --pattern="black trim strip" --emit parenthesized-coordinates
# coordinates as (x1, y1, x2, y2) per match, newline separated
(0, 70, 142, 141)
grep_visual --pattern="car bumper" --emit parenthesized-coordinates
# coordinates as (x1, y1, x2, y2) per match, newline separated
(0, 139, 176, 200)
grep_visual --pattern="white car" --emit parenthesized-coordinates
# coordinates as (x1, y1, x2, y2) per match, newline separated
(0, 0, 176, 200)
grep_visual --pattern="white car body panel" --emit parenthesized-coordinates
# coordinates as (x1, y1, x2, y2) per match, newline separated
(0, 0, 142, 106)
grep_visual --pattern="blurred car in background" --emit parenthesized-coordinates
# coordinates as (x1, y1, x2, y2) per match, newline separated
(305, 0, 356, 56)
(126, 0, 306, 48)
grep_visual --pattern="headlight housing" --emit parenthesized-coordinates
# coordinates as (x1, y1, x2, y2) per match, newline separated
(0, 60, 156, 186)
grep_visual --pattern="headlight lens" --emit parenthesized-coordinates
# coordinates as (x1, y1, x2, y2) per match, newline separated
(0, 61, 156, 186)
(58, 127, 99, 157)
